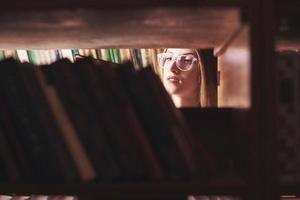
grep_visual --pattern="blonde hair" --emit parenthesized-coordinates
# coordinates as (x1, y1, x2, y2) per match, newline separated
(194, 49, 212, 107)
(161, 48, 213, 107)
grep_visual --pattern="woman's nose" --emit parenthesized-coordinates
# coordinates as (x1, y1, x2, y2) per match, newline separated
(168, 59, 179, 73)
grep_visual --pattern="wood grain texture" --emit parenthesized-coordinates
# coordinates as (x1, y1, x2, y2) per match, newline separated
(0, 0, 247, 10)
(0, 8, 240, 49)
(217, 25, 250, 108)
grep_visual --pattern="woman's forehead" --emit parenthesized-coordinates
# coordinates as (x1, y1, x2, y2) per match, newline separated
(166, 48, 196, 55)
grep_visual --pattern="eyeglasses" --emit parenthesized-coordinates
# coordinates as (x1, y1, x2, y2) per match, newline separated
(157, 52, 198, 71)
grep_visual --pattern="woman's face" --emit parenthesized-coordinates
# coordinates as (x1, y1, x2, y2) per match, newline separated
(162, 48, 200, 96)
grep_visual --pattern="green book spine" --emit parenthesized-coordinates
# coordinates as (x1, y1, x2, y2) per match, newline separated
(101, 49, 112, 61)
(27, 50, 39, 65)
(109, 49, 115, 63)
(0, 50, 5, 61)
(72, 49, 80, 56)
(113, 49, 121, 64)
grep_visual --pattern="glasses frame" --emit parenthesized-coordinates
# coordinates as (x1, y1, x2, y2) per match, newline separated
(157, 53, 198, 72)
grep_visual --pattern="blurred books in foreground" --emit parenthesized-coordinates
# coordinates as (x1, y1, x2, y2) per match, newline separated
(0, 57, 219, 183)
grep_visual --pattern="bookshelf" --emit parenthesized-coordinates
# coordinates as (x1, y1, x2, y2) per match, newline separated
(0, 0, 299, 199)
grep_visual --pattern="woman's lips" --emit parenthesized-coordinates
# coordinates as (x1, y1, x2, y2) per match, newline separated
(167, 76, 181, 83)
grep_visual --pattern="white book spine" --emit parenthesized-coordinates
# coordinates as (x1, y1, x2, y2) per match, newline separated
(61, 49, 74, 62)
(17, 50, 30, 63)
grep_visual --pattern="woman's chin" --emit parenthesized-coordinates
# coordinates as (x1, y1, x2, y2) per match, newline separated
(165, 85, 183, 95)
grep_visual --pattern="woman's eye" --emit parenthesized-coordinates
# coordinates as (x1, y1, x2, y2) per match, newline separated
(184, 59, 192, 63)
(165, 57, 172, 61)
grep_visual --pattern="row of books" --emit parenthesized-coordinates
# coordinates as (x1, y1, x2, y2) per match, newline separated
(0, 49, 163, 74)
(0, 57, 216, 183)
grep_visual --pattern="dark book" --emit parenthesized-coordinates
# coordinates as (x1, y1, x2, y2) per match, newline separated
(17, 62, 80, 182)
(36, 64, 96, 182)
(0, 94, 32, 181)
(93, 59, 164, 180)
(73, 58, 146, 180)
(0, 58, 62, 182)
(90, 58, 164, 180)
(47, 59, 121, 181)
(0, 122, 19, 181)
(139, 66, 217, 179)
(116, 62, 189, 180)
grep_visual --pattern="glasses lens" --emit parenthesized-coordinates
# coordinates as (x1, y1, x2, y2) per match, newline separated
(157, 53, 197, 71)
(157, 53, 172, 67)
(176, 55, 197, 71)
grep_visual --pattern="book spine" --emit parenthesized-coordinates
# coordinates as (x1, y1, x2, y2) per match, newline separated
(72, 59, 123, 180)
(0, 59, 58, 182)
(19, 63, 80, 182)
(27, 50, 39, 65)
(0, 95, 32, 180)
(0, 124, 19, 181)
(120, 49, 131, 62)
(116, 63, 187, 179)
(112, 49, 121, 63)
(101, 49, 112, 61)
(100, 62, 164, 180)
(0, 50, 5, 60)
(16, 50, 30, 63)
(61, 49, 74, 62)
(95, 49, 102, 59)
(36, 65, 96, 182)
(3, 50, 18, 60)
(50, 59, 122, 181)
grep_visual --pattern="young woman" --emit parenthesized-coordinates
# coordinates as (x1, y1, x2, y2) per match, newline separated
(158, 48, 215, 107)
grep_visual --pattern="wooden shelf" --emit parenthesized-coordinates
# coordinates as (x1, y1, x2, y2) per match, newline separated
(0, 176, 248, 198)
(276, 38, 300, 51)
(0, 0, 247, 10)
(275, 0, 300, 50)
(275, 1, 300, 15)
(0, 7, 241, 49)
(278, 185, 300, 196)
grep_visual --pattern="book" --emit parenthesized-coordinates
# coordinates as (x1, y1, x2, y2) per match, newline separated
(100, 49, 112, 61)
(0, 122, 19, 181)
(18, 62, 80, 182)
(119, 49, 131, 62)
(61, 49, 74, 62)
(36, 61, 96, 182)
(139, 66, 217, 179)
(112, 49, 121, 63)
(87, 58, 163, 180)
(16, 50, 29, 63)
(74, 58, 145, 180)
(48, 50, 58, 64)
(0, 92, 32, 180)
(0, 59, 63, 182)
(3, 50, 18, 60)
(27, 50, 39, 65)
(0, 50, 5, 60)
(116, 62, 189, 180)
(48, 59, 121, 181)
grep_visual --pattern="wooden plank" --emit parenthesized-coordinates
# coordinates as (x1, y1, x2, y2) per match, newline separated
(0, 0, 247, 10)
(0, 8, 240, 49)
(0, 176, 247, 197)
(216, 25, 251, 108)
